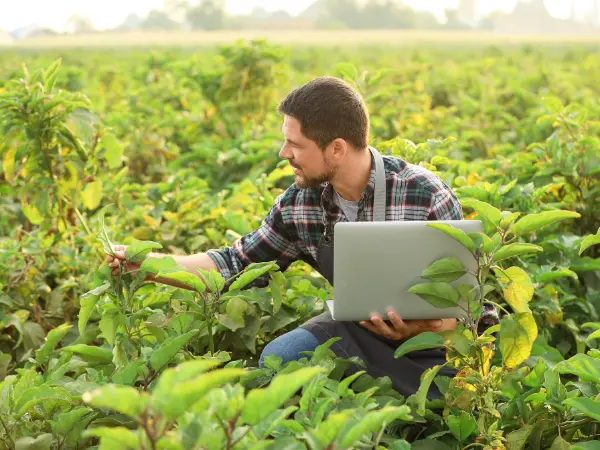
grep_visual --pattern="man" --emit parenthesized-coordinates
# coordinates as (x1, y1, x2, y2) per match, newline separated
(107, 76, 495, 399)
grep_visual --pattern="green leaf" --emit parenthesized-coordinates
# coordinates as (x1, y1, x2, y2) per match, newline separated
(82, 384, 145, 418)
(155, 271, 206, 293)
(340, 406, 413, 448)
(492, 243, 543, 263)
(563, 397, 600, 422)
(150, 329, 199, 371)
(60, 344, 113, 363)
(140, 255, 183, 274)
(125, 239, 162, 263)
(447, 411, 477, 442)
(79, 292, 102, 335)
(15, 434, 53, 450)
(337, 370, 366, 398)
(23, 321, 45, 353)
(496, 266, 534, 314)
(228, 262, 279, 292)
(96, 204, 115, 256)
(461, 199, 502, 227)
(550, 436, 571, 450)
(312, 410, 353, 447)
(269, 271, 286, 314)
(421, 257, 467, 282)
(388, 440, 412, 450)
(252, 406, 299, 440)
(226, 297, 250, 326)
(82, 180, 103, 210)
(412, 364, 443, 416)
(99, 312, 119, 346)
(395, 332, 445, 358)
(553, 354, 600, 383)
(102, 133, 124, 169)
(112, 359, 145, 385)
(84, 427, 140, 449)
(572, 442, 600, 450)
(500, 212, 521, 229)
(587, 329, 600, 342)
(579, 228, 600, 255)
(537, 269, 578, 283)
(15, 385, 71, 415)
(242, 367, 325, 425)
(427, 223, 475, 253)
(505, 425, 534, 450)
(411, 440, 451, 450)
(440, 329, 473, 356)
(153, 363, 245, 420)
(543, 95, 564, 113)
(0, 353, 10, 380)
(198, 268, 225, 294)
(512, 210, 580, 237)
(407, 282, 460, 308)
(49, 407, 93, 436)
(469, 232, 494, 252)
(36, 323, 72, 366)
(499, 312, 538, 369)
(43, 58, 62, 92)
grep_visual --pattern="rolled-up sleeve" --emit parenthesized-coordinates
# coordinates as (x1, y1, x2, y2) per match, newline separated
(205, 192, 302, 288)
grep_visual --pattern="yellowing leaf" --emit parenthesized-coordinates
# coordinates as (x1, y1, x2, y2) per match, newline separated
(497, 266, 533, 313)
(467, 173, 479, 186)
(22, 201, 44, 225)
(102, 133, 124, 169)
(82, 180, 103, 210)
(499, 312, 538, 369)
(2, 146, 17, 185)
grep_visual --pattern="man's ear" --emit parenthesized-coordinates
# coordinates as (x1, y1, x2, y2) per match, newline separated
(328, 138, 349, 162)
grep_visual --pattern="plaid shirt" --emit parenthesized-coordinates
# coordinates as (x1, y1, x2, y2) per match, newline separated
(207, 152, 499, 326)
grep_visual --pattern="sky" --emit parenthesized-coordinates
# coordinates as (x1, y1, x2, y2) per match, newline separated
(0, 0, 595, 32)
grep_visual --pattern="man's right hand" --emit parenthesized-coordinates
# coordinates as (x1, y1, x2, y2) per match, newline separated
(107, 244, 141, 277)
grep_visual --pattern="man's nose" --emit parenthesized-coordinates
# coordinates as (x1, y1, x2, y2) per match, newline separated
(279, 145, 291, 160)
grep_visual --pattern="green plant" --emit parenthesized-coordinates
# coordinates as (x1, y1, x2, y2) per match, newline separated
(396, 204, 584, 448)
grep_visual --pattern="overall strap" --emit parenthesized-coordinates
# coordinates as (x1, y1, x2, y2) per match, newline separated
(369, 146, 387, 222)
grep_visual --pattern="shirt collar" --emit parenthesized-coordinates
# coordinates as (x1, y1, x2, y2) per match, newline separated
(320, 147, 377, 209)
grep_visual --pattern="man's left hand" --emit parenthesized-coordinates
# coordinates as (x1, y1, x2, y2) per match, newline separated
(359, 309, 457, 341)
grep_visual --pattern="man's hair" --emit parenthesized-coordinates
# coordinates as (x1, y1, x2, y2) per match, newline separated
(277, 76, 369, 151)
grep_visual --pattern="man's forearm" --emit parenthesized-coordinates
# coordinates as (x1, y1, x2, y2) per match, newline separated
(146, 252, 219, 290)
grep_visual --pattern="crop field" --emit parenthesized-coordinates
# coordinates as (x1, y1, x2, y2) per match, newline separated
(0, 37, 599, 449)
(6, 30, 600, 50)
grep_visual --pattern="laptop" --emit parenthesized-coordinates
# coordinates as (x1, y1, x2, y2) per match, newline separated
(326, 220, 482, 321)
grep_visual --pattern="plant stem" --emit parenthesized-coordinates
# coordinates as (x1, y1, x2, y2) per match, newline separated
(230, 426, 253, 448)
(140, 412, 157, 450)
(207, 318, 215, 355)
(462, 443, 486, 450)
(202, 294, 215, 355)
(0, 415, 14, 448)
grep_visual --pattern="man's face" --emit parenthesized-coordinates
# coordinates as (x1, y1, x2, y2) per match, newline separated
(279, 115, 337, 189)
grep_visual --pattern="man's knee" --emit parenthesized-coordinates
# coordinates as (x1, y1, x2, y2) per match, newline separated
(259, 327, 319, 368)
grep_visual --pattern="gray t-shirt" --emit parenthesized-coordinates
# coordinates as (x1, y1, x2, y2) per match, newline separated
(333, 188, 359, 222)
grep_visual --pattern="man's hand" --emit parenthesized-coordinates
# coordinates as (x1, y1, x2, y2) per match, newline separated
(106, 245, 141, 277)
(359, 309, 457, 341)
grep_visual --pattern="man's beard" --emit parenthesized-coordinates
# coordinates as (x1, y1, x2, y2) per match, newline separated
(293, 162, 338, 189)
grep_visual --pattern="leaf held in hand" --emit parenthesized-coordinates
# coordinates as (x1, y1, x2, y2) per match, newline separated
(124, 239, 162, 263)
